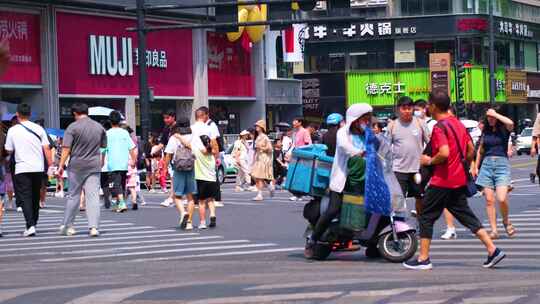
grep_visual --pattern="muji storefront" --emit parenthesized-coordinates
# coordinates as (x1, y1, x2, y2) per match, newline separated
(55, 11, 194, 130)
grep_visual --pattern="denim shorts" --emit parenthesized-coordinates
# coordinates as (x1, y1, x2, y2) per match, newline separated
(173, 170, 197, 196)
(476, 156, 511, 189)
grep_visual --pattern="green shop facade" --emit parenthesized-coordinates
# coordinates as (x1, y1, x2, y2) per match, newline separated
(299, 13, 540, 125)
(346, 67, 506, 120)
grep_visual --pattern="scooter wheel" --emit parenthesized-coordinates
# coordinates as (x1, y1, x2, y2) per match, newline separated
(377, 231, 418, 263)
(312, 243, 332, 261)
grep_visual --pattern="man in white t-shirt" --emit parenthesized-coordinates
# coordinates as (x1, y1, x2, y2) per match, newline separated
(5, 104, 53, 237)
(191, 107, 221, 228)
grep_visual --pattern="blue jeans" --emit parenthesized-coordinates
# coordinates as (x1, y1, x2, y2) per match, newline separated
(476, 156, 511, 189)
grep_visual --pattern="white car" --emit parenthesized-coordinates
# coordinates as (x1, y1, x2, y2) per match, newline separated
(460, 119, 482, 145)
(516, 127, 533, 155)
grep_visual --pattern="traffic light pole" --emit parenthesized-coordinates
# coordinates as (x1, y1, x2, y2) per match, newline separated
(488, 0, 496, 106)
(136, 0, 150, 144)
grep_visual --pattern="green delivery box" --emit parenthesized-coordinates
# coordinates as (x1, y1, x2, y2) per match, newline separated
(340, 194, 367, 232)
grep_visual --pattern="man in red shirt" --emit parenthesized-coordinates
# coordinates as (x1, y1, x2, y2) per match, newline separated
(403, 89, 505, 270)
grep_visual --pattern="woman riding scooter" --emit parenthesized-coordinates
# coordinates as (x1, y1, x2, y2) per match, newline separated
(305, 104, 374, 258)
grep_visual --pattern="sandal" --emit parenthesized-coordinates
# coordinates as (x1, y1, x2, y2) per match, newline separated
(503, 222, 517, 238)
(488, 231, 499, 240)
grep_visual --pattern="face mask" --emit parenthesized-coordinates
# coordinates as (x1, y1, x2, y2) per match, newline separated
(414, 110, 423, 118)
(359, 123, 367, 130)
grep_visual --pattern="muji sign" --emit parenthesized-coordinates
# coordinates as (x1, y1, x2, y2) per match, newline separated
(57, 12, 193, 97)
(89, 35, 168, 77)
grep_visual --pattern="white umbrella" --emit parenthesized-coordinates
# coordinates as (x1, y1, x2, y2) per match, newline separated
(88, 106, 124, 118)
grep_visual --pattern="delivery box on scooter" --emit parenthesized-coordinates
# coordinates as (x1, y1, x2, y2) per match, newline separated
(340, 193, 367, 232)
(284, 144, 333, 197)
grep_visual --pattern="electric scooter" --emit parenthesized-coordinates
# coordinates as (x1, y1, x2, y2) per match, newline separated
(304, 198, 418, 262)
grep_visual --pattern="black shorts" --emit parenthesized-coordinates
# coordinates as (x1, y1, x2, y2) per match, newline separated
(419, 186, 483, 239)
(196, 180, 218, 201)
(109, 171, 127, 197)
(395, 172, 423, 199)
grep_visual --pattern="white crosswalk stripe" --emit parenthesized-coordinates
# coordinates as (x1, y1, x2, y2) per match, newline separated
(430, 208, 540, 261)
(0, 212, 289, 263)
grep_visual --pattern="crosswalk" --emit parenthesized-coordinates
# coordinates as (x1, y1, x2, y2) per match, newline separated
(0, 212, 301, 263)
(428, 207, 540, 261)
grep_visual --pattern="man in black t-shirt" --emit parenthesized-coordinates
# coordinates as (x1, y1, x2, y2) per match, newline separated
(155, 109, 176, 207)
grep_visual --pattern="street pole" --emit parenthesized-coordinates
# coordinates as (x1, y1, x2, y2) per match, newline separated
(488, 0, 496, 106)
(136, 0, 150, 143)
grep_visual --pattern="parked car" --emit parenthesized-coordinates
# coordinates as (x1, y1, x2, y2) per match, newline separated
(516, 127, 533, 155)
(460, 119, 482, 145)
(218, 144, 238, 183)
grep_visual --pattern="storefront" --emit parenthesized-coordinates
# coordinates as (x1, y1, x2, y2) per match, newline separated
(265, 78, 302, 131)
(56, 11, 194, 130)
(207, 32, 255, 135)
(295, 73, 346, 126)
(346, 67, 507, 120)
(0, 9, 43, 120)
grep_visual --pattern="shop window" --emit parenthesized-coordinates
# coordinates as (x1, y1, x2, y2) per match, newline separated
(329, 53, 346, 71)
(514, 41, 524, 69)
(524, 42, 537, 71)
(400, 0, 451, 15)
(459, 37, 483, 65)
(495, 40, 510, 67)
(275, 36, 294, 78)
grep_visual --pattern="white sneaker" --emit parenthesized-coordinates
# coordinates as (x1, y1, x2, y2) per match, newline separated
(289, 196, 298, 201)
(89, 228, 99, 237)
(252, 194, 263, 201)
(214, 201, 224, 207)
(16, 207, 22, 213)
(199, 222, 207, 229)
(23, 226, 36, 237)
(160, 198, 173, 207)
(141, 201, 147, 206)
(248, 186, 258, 192)
(60, 225, 77, 236)
(235, 186, 244, 192)
(149, 189, 156, 193)
(440, 229, 457, 240)
(185, 222, 193, 230)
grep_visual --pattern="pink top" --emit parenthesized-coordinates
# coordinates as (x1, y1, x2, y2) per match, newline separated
(293, 127, 312, 148)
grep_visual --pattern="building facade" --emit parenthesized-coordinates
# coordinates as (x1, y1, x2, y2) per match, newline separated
(295, 0, 540, 126)
(0, 0, 279, 135)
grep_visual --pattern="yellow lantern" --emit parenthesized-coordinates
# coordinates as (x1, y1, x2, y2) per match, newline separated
(226, 8, 249, 42)
(246, 5, 265, 43)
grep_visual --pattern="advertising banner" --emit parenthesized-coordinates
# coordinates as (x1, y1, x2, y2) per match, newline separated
(56, 12, 193, 97)
(429, 53, 451, 96)
(506, 70, 527, 103)
(347, 67, 506, 107)
(207, 32, 253, 97)
(527, 72, 540, 103)
(0, 11, 41, 85)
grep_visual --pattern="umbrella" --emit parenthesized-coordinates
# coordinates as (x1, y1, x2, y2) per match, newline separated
(88, 106, 123, 117)
(46, 128, 65, 137)
(275, 122, 291, 129)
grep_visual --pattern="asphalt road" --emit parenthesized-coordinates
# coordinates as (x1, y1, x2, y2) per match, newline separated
(0, 155, 539, 303)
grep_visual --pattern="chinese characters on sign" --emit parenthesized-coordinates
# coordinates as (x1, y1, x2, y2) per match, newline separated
(310, 22, 416, 40)
(134, 48, 167, 69)
(89, 35, 167, 77)
(498, 20, 533, 38)
(0, 19, 28, 40)
(496, 79, 506, 92)
(365, 82, 406, 95)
